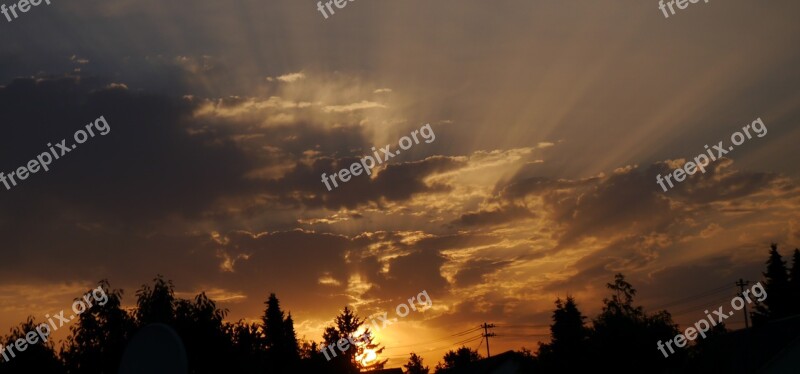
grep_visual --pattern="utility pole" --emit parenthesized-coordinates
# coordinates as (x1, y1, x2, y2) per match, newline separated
(736, 278, 751, 329)
(481, 323, 496, 358)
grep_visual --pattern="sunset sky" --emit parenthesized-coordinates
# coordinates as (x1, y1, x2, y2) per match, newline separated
(1, 0, 799, 368)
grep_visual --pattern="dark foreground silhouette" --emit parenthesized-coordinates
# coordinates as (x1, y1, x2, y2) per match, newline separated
(1, 243, 799, 373)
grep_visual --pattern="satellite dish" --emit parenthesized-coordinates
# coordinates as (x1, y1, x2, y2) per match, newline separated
(119, 323, 188, 374)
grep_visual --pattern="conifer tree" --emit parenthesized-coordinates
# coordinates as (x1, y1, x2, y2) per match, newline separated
(789, 249, 800, 315)
(753, 244, 790, 323)
(537, 296, 588, 371)
(323, 306, 386, 371)
(263, 293, 300, 372)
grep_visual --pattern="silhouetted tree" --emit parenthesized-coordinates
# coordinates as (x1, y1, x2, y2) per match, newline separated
(332, 307, 361, 363)
(434, 346, 481, 372)
(3, 276, 364, 374)
(61, 280, 135, 374)
(590, 273, 683, 372)
(131, 276, 248, 373)
(135, 275, 175, 325)
(322, 306, 386, 373)
(404, 352, 429, 374)
(228, 320, 265, 373)
(174, 292, 232, 373)
(0, 317, 64, 373)
(685, 323, 731, 372)
(322, 322, 358, 372)
(284, 313, 300, 357)
(537, 296, 589, 371)
(262, 293, 300, 372)
(789, 248, 800, 315)
(296, 338, 331, 373)
(354, 329, 386, 371)
(322, 324, 355, 374)
(753, 244, 791, 324)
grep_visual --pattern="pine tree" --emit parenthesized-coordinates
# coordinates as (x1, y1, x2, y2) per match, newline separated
(283, 313, 300, 361)
(262, 293, 299, 372)
(322, 306, 386, 372)
(753, 244, 791, 323)
(789, 249, 800, 315)
(263, 293, 286, 350)
(333, 306, 362, 367)
(354, 328, 387, 371)
(550, 297, 588, 350)
(537, 296, 588, 371)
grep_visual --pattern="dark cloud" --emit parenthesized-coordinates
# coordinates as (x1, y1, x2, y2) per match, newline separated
(454, 205, 535, 227)
(212, 230, 356, 315)
(414, 233, 501, 252)
(453, 259, 513, 287)
(364, 247, 449, 307)
(662, 158, 784, 204)
(265, 155, 466, 210)
(0, 76, 258, 226)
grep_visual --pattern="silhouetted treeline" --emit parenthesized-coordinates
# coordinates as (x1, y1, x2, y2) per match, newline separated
(2, 243, 800, 373)
(0, 275, 381, 374)
(413, 243, 800, 373)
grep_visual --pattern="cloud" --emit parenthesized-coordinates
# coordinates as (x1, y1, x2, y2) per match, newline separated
(268, 72, 306, 83)
(453, 259, 514, 287)
(455, 205, 535, 227)
(323, 101, 387, 113)
(70, 55, 90, 64)
(0, 76, 259, 226)
(193, 96, 313, 119)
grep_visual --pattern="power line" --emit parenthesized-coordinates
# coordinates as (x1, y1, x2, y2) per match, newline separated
(648, 283, 733, 311)
(382, 334, 484, 358)
(493, 324, 550, 329)
(381, 282, 745, 362)
(452, 334, 485, 347)
(668, 292, 738, 318)
(383, 326, 483, 350)
(383, 326, 482, 349)
(384, 333, 484, 354)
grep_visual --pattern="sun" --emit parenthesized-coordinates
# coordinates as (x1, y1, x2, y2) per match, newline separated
(358, 349, 377, 366)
